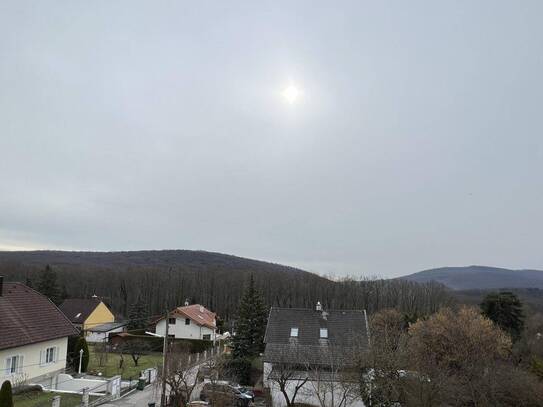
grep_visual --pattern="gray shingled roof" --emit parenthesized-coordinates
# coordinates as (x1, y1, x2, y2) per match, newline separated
(263, 307, 369, 366)
(87, 321, 127, 333)
(0, 282, 79, 350)
(58, 298, 101, 323)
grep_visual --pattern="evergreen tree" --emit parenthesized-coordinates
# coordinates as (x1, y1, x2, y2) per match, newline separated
(36, 265, 61, 305)
(25, 276, 33, 288)
(72, 337, 90, 372)
(128, 295, 149, 330)
(481, 291, 525, 341)
(60, 285, 69, 301)
(0, 380, 13, 407)
(232, 275, 268, 359)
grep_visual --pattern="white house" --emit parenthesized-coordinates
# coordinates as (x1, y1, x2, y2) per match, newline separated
(0, 277, 78, 388)
(155, 303, 217, 341)
(263, 303, 369, 407)
(85, 322, 127, 343)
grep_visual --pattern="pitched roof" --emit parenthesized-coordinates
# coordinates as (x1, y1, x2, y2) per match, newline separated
(0, 282, 79, 350)
(171, 304, 216, 329)
(58, 298, 102, 323)
(263, 307, 369, 366)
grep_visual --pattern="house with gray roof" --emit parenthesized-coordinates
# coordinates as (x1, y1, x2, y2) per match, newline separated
(263, 302, 370, 407)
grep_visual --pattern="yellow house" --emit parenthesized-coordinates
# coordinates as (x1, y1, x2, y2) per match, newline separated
(59, 296, 115, 332)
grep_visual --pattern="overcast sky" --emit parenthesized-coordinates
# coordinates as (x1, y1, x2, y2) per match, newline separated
(1, 1, 543, 277)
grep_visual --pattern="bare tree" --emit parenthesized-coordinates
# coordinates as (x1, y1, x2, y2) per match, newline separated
(265, 345, 310, 407)
(358, 308, 409, 406)
(160, 343, 202, 407)
(119, 340, 152, 367)
(302, 345, 361, 407)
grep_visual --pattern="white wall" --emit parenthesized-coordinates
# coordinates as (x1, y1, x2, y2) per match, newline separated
(155, 316, 216, 340)
(264, 362, 365, 407)
(86, 326, 124, 343)
(54, 373, 108, 394)
(0, 337, 68, 386)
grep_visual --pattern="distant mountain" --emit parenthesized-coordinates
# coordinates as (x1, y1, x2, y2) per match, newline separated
(401, 265, 543, 290)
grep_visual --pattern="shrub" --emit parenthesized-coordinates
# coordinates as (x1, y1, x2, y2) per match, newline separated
(0, 380, 13, 407)
(73, 337, 90, 372)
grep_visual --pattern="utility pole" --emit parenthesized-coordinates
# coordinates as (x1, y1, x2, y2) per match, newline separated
(161, 310, 169, 407)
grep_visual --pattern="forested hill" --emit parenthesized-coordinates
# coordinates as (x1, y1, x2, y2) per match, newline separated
(401, 265, 543, 290)
(0, 250, 452, 320)
(0, 250, 311, 277)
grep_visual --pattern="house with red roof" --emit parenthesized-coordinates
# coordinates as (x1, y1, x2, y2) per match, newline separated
(155, 301, 217, 341)
(0, 277, 78, 387)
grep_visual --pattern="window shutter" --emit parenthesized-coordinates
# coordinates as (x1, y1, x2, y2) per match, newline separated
(39, 350, 44, 367)
(5, 358, 11, 375)
(54, 347, 59, 363)
(17, 355, 24, 374)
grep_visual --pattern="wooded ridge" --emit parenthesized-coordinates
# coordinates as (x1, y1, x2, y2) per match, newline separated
(0, 250, 453, 320)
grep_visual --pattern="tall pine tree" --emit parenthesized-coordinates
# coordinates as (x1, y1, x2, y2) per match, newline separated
(128, 295, 149, 330)
(232, 275, 268, 359)
(37, 264, 61, 305)
(481, 291, 525, 341)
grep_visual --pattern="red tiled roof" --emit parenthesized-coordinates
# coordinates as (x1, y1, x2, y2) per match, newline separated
(173, 304, 216, 329)
(0, 282, 79, 350)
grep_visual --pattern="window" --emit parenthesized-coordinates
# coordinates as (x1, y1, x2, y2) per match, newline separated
(168, 318, 176, 325)
(290, 327, 299, 337)
(45, 347, 56, 364)
(5, 355, 23, 375)
(185, 318, 191, 325)
(320, 328, 328, 339)
(203, 334, 211, 340)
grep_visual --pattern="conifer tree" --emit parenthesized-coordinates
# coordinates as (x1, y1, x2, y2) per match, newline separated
(0, 380, 13, 407)
(481, 291, 525, 341)
(72, 337, 90, 372)
(128, 295, 149, 330)
(37, 264, 61, 305)
(232, 275, 268, 359)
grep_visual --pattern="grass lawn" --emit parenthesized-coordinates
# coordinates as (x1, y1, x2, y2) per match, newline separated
(14, 391, 95, 407)
(87, 345, 163, 380)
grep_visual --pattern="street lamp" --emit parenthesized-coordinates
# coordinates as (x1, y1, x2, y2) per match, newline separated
(78, 348, 84, 374)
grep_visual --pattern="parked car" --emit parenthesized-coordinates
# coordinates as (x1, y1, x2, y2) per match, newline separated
(231, 385, 255, 401)
(200, 383, 252, 406)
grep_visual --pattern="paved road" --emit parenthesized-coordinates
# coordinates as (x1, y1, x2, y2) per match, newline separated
(101, 384, 160, 407)
(102, 364, 202, 407)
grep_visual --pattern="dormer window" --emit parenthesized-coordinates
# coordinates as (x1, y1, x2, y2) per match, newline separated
(320, 328, 328, 339)
(290, 327, 299, 337)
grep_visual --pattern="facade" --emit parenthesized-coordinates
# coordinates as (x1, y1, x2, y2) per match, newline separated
(155, 304, 217, 341)
(263, 303, 369, 407)
(0, 278, 78, 387)
(85, 322, 127, 343)
(59, 297, 115, 333)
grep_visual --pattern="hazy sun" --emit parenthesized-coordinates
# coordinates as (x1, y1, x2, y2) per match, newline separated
(282, 85, 301, 104)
